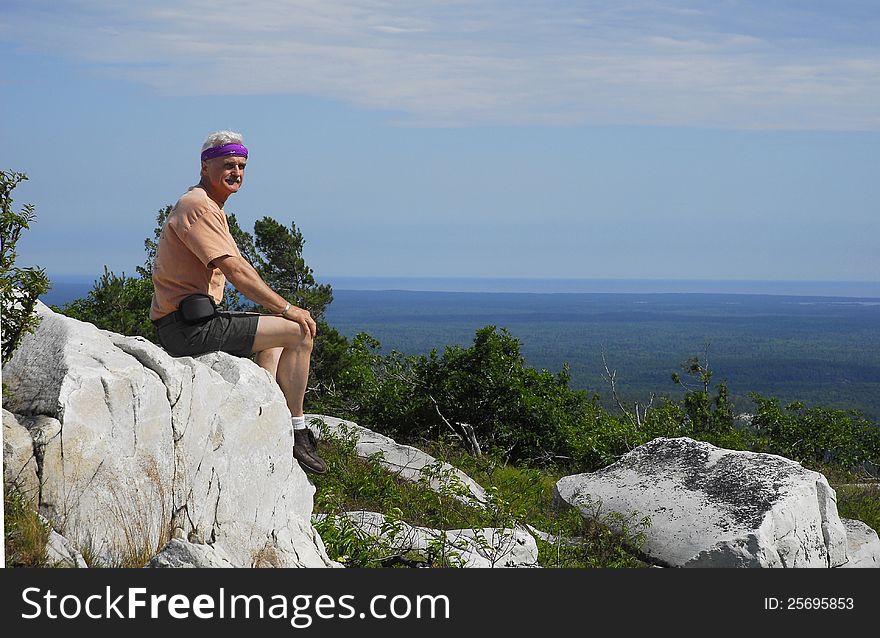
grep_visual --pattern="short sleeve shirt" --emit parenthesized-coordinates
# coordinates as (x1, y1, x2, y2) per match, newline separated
(150, 186, 241, 320)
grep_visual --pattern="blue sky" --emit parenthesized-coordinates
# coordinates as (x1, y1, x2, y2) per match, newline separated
(1, 1, 878, 286)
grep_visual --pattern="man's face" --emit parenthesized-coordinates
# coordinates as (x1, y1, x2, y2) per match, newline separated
(201, 155, 247, 200)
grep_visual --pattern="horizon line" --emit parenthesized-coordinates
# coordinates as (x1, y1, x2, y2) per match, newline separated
(43, 274, 880, 300)
(46, 273, 880, 284)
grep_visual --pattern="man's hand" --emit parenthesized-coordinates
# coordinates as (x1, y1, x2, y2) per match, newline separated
(282, 305, 317, 338)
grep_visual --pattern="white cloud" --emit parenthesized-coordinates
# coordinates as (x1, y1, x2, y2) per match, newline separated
(3, 0, 880, 129)
(371, 25, 428, 34)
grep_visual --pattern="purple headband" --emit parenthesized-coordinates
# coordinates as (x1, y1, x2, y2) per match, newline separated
(201, 143, 248, 162)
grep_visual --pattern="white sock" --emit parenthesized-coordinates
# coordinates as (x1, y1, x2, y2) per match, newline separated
(291, 415, 307, 431)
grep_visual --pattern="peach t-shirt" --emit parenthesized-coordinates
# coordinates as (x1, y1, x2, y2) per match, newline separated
(150, 186, 241, 320)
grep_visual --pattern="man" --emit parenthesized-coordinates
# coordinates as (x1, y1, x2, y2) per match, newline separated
(150, 130, 327, 474)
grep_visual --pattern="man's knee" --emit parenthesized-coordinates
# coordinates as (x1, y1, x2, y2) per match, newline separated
(253, 316, 314, 353)
(285, 323, 313, 353)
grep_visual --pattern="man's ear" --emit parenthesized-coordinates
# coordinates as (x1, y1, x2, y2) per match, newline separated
(200, 160, 208, 176)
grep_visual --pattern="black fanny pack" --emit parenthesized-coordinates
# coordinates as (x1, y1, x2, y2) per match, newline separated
(178, 294, 219, 324)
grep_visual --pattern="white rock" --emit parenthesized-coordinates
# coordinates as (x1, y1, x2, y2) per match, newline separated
(554, 437, 848, 568)
(3, 409, 40, 505)
(838, 518, 880, 568)
(146, 538, 236, 568)
(111, 335, 334, 568)
(4, 309, 174, 565)
(326, 510, 538, 568)
(306, 414, 487, 505)
(2, 302, 337, 568)
(45, 528, 89, 568)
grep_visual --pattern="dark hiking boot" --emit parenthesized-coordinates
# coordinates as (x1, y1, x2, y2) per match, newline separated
(294, 428, 328, 474)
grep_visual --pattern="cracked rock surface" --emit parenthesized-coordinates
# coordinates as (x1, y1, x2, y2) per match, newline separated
(2, 302, 336, 567)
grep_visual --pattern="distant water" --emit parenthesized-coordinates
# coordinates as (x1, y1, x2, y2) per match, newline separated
(326, 277, 880, 298)
(39, 275, 880, 307)
(41, 281, 94, 307)
(324, 277, 880, 298)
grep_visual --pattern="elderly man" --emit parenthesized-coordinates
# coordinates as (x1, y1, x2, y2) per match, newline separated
(150, 130, 327, 474)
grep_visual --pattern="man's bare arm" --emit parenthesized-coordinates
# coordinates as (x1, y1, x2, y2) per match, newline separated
(213, 254, 317, 337)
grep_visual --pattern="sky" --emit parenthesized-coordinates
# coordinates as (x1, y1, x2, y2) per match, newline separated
(1, 0, 879, 289)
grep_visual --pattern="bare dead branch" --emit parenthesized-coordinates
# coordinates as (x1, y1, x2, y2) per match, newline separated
(602, 350, 655, 432)
(458, 422, 482, 457)
(602, 350, 637, 428)
(429, 395, 482, 457)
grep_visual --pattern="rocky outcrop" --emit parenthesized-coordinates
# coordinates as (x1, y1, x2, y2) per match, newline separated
(2, 302, 336, 568)
(554, 437, 850, 568)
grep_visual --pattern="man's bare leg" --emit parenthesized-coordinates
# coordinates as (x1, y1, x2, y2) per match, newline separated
(254, 346, 282, 373)
(254, 345, 283, 393)
(251, 315, 326, 473)
(252, 317, 312, 417)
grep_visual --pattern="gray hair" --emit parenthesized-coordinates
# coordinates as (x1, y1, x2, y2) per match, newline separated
(201, 130, 244, 151)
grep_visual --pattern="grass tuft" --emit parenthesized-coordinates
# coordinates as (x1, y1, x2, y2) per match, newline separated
(4, 484, 51, 567)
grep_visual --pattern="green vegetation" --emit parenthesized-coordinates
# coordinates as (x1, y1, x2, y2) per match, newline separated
(4, 485, 51, 567)
(836, 486, 880, 535)
(1, 170, 50, 363)
(250, 216, 333, 320)
(60, 267, 157, 340)
(748, 395, 880, 470)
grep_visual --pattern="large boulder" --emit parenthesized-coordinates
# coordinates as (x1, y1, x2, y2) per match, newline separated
(554, 437, 849, 568)
(2, 302, 336, 567)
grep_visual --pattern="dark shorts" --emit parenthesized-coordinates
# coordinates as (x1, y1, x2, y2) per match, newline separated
(154, 311, 260, 359)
